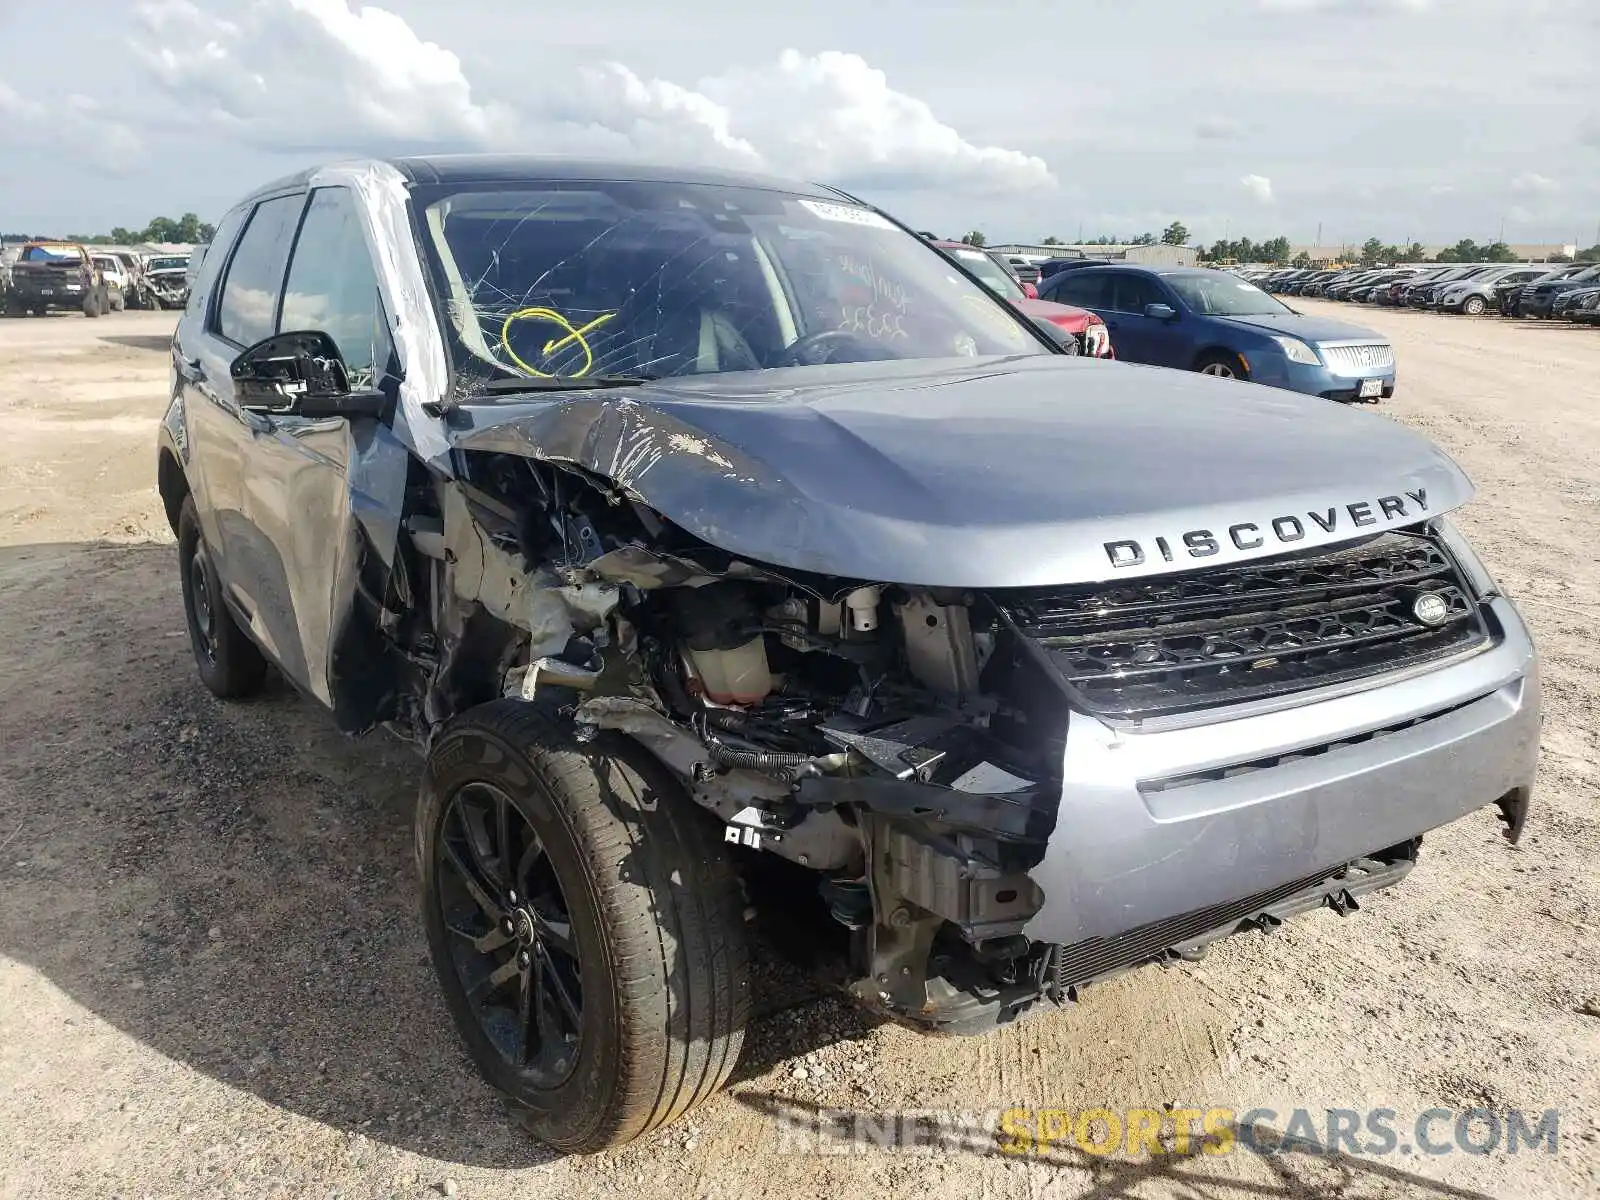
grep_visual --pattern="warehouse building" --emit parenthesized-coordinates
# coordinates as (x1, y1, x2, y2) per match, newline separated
(987, 241, 1200, 268)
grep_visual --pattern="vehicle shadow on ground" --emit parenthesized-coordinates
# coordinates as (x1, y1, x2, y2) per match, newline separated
(731, 1094, 1499, 1199)
(97, 333, 175, 352)
(0, 540, 852, 1168)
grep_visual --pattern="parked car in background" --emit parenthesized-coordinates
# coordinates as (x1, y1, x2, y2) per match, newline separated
(933, 241, 1114, 357)
(143, 254, 192, 309)
(1433, 265, 1550, 315)
(91, 253, 130, 311)
(1498, 264, 1590, 317)
(1409, 266, 1500, 308)
(1037, 257, 1113, 280)
(1519, 264, 1600, 317)
(1323, 269, 1386, 301)
(1005, 256, 1040, 285)
(1281, 269, 1340, 296)
(1569, 289, 1600, 324)
(1552, 283, 1600, 319)
(1038, 264, 1394, 401)
(3, 241, 113, 317)
(1389, 266, 1459, 307)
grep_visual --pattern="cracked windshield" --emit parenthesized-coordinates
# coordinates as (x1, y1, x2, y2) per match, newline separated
(413, 181, 1041, 391)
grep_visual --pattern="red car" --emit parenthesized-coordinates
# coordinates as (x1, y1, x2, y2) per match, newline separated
(933, 241, 1114, 358)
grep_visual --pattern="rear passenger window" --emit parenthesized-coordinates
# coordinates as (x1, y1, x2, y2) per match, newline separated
(216, 194, 305, 347)
(1049, 272, 1108, 308)
(185, 206, 248, 318)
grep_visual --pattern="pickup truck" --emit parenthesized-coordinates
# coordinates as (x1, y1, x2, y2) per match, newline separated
(4, 242, 113, 317)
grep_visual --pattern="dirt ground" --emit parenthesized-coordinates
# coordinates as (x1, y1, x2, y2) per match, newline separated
(1, 304, 1596, 1199)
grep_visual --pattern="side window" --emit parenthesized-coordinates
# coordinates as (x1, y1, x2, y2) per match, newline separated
(1050, 272, 1109, 308)
(280, 187, 393, 387)
(186, 206, 249, 318)
(216, 194, 305, 346)
(1109, 275, 1164, 314)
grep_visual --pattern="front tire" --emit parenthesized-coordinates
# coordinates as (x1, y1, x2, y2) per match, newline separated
(177, 496, 268, 698)
(418, 701, 749, 1153)
(1196, 350, 1248, 380)
(1462, 295, 1486, 316)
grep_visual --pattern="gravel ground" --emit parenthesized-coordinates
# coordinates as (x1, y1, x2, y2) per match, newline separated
(1, 305, 1596, 1199)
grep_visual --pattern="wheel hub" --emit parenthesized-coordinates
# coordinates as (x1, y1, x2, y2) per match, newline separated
(510, 906, 537, 946)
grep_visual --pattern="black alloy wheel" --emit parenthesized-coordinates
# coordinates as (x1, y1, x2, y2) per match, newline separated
(419, 701, 749, 1151)
(176, 495, 268, 698)
(435, 781, 584, 1085)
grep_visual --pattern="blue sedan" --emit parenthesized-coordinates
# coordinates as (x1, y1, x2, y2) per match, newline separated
(1037, 265, 1396, 402)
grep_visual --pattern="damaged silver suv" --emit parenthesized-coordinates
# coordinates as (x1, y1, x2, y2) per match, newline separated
(157, 156, 1540, 1152)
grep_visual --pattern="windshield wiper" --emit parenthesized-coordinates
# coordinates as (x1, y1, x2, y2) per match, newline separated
(462, 373, 659, 396)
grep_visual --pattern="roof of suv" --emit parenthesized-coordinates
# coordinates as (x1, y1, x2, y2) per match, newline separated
(232, 155, 846, 208)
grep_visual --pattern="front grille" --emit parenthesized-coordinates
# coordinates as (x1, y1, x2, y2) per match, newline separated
(993, 531, 1488, 720)
(1318, 341, 1395, 372)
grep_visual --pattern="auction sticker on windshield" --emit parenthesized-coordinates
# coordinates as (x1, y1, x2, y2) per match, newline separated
(798, 200, 894, 229)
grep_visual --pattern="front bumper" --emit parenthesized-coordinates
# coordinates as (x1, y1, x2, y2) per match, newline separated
(1024, 595, 1540, 947)
(1249, 354, 1395, 403)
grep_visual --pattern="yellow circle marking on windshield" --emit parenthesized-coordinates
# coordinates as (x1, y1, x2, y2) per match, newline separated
(499, 308, 617, 378)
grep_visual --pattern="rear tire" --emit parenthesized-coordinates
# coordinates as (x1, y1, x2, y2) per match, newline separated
(418, 701, 749, 1152)
(1195, 350, 1248, 380)
(177, 495, 268, 699)
(1462, 295, 1486, 316)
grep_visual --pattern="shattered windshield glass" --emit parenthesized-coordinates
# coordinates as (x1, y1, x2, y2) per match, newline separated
(410, 180, 1042, 391)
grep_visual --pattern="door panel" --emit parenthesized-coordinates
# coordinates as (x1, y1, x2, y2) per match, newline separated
(197, 193, 310, 673)
(239, 186, 400, 714)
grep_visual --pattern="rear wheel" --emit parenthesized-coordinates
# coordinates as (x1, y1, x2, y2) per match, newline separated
(1196, 351, 1248, 380)
(1462, 295, 1486, 316)
(177, 496, 268, 698)
(418, 701, 749, 1152)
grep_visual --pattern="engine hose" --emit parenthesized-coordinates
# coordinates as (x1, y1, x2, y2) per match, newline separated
(703, 739, 817, 773)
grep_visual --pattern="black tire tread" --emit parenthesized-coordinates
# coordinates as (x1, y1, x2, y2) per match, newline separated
(176, 495, 268, 699)
(429, 701, 748, 1151)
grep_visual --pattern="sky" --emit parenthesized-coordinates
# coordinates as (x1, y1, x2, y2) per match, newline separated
(1, 0, 1597, 247)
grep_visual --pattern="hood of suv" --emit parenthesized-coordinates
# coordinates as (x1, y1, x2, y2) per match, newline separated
(1208, 311, 1387, 345)
(451, 355, 1470, 588)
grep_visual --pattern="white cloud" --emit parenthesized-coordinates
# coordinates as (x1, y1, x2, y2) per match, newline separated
(1195, 116, 1241, 140)
(134, 0, 517, 148)
(129, 1, 1051, 193)
(1510, 171, 1558, 194)
(1240, 173, 1275, 203)
(0, 77, 142, 174)
(690, 50, 1052, 191)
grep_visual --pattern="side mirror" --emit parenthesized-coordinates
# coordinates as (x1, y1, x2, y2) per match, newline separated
(1021, 281, 1039, 299)
(230, 330, 387, 419)
(1144, 303, 1178, 321)
(1030, 316, 1081, 354)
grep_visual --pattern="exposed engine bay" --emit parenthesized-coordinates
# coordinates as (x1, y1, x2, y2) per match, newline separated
(397, 449, 1076, 1030)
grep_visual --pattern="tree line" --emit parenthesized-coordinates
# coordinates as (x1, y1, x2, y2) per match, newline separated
(2, 214, 217, 246)
(954, 226, 1600, 267)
